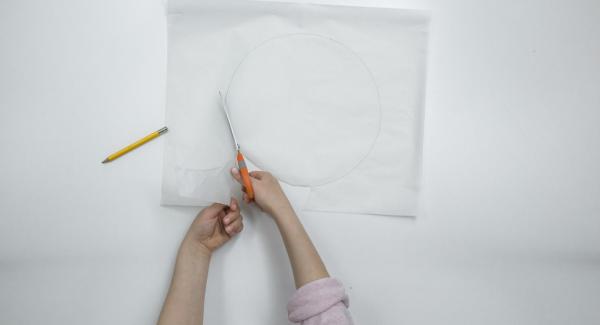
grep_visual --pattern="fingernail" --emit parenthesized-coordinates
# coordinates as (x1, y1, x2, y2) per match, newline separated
(226, 226, 232, 232)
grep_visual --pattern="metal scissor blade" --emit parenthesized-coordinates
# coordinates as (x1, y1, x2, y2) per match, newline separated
(219, 90, 240, 150)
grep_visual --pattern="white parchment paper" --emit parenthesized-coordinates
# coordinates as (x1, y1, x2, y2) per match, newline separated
(162, 1, 429, 216)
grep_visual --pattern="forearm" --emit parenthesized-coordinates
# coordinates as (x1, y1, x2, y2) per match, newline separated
(158, 238, 211, 325)
(273, 205, 329, 288)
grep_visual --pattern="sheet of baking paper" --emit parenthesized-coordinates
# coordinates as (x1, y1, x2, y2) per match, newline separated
(162, 1, 428, 216)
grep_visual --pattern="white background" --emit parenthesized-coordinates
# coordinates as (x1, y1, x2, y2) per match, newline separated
(1, 0, 599, 324)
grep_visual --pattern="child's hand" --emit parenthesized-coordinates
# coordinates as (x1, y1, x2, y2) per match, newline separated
(231, 168, 292, 217)
(184, 197, 243, 254)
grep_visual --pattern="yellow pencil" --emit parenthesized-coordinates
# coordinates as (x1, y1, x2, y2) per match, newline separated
(102, 127, 168, 163)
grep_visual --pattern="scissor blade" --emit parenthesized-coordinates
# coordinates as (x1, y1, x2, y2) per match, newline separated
(219, 91, 240, 150)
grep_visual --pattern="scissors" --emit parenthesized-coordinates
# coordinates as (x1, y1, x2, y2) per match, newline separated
(219, 91, 255, 201)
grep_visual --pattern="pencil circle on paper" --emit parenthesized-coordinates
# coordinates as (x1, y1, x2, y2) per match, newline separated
(226, 33, 381, 187)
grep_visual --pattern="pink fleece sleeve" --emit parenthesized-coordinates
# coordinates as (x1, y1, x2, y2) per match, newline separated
(287, 278, 353, 325)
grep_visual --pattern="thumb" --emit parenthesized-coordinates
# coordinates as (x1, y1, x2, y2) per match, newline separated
(230, 167, 243, 185)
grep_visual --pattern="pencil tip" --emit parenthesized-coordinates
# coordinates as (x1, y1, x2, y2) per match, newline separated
(102, 158, 109, 164)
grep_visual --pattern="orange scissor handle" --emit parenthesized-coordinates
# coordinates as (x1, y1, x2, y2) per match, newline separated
(236, 151, 255, 201)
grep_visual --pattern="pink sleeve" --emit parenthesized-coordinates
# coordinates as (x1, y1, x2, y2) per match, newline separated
(287, 278, 353, 325)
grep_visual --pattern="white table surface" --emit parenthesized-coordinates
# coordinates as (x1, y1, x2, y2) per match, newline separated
(1, 0, 599, 324)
